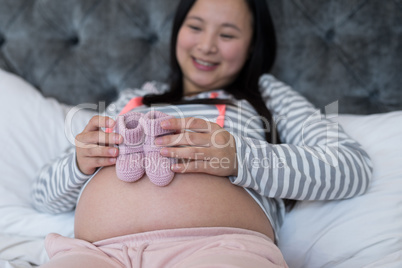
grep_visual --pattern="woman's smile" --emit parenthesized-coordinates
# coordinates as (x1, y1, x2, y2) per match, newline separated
(192, 57, 220, 71)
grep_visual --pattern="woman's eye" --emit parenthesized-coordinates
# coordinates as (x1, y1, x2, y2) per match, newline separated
(221, 34, 235, 39)
(188, 25, 201, 31)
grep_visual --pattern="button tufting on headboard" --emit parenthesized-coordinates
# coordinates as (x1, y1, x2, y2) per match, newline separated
(369, 89, 380, 102)
(0, 34, 5, 47)
(324, 28, 335, 43)
(148, 33, 159, 45)
(67, 36, 80, 47)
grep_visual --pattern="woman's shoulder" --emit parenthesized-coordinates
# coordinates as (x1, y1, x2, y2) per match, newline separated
(258, 74, 292, 96)
(140, 81, 170, 95)
(119, 80, 169, 98)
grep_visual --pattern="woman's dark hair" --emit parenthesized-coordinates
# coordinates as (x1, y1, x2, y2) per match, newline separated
(143, 0, 296, 210)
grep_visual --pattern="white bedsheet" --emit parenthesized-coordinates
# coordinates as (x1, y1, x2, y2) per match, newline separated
(0, 235, 47, 268)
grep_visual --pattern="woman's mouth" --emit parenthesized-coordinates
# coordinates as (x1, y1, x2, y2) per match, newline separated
(192, 57, 219, 71)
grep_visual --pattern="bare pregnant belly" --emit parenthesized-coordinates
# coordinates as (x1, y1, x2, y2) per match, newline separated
(74, 166, 274, 242)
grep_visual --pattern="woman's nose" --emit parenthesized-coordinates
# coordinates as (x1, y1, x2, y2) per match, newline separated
(197, 33, 218, 54)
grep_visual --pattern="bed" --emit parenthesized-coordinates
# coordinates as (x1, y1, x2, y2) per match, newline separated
(0, 0, 401, 267)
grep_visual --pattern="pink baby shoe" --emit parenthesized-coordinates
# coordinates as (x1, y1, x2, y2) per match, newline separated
(140, 111, 175, 186)
(115, 112, 145, 182)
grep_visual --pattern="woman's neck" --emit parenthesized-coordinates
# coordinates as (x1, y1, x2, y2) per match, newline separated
(182, 79, 214, 96)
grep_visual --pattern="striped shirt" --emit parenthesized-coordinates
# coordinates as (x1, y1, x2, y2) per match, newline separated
(31, 74, 373, 240)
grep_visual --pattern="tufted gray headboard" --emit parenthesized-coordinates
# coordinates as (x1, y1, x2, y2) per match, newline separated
(1, 0, 401, 114)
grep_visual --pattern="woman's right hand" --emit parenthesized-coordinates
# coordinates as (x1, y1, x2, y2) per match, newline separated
(75, 116, 123, 175)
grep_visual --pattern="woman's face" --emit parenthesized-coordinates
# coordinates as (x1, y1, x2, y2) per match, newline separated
(176, 0, 253, 95)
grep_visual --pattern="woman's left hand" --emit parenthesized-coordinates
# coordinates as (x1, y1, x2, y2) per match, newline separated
(155, 117, 238, 177)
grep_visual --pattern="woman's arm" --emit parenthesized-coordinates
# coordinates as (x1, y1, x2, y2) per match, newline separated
(31, 147, 92, 213)
(32, 115, 123, 213)
(230, 74, 373, 200)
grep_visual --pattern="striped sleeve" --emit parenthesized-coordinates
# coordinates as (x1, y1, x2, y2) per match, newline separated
(31, 147, 92, 213)
(230, 74, 373, 200)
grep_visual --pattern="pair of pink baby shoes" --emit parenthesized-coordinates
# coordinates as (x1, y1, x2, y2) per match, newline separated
(114, 110, 175, 186)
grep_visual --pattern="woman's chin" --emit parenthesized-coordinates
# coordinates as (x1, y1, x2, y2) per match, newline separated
(185, 78, 224, 93)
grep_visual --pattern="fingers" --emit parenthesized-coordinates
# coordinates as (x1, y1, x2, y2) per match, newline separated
(156, 117, 226, 147)
(161, 146, 212, 160)
(76, 131, 123, 149)
(78, 155, 117, 175)
(171, 158, 235, 176)
(83, 146, 119, 158)
(161, 146, 236, 176)
(161, 117, 217, 133)
(155, 131, 212, 147)
(81, 152, 118, 168)
(76, 116, 123, 149)
(76, 115, 122, 175)
(157, 117, 238, 176)
(155, 129, 234, 150)
(84, 146, 118, 164)
(84, 115, 116, 132)
(76, 145, 119, 175)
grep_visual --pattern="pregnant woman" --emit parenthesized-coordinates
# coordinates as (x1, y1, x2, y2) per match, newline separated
(33, 0, 372, 267)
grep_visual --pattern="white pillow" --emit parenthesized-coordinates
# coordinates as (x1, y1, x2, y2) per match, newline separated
(278, 111, 402, 267)
(0, 69, 94, 237)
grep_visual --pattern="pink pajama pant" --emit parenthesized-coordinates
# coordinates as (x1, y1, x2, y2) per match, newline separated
(41, 227, 288, 268)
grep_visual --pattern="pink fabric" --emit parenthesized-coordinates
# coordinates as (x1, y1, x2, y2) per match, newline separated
(41, 227, 288, 268)
(139, 111, 176, 186)
(209, 92, 226, 128)
(115, 112, 145, 182)
(114, 110, 176, 186)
